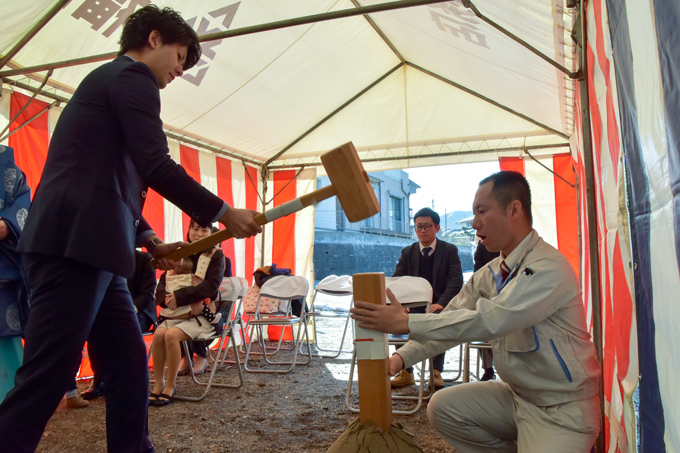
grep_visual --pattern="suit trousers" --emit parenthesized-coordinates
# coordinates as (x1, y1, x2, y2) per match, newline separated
(397, 305, 446, 373)
(427, 380, 600, 452)
(0, 254, 154, 453)
(86, 311, 153, 389)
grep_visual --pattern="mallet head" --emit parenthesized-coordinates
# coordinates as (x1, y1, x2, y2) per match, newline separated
(321, 142, 380, 222)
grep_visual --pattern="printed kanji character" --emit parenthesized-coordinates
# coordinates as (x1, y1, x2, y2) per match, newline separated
(103, 0, 151, 38)
(429, 11, 489, 49)
(72, 0, 124, 31)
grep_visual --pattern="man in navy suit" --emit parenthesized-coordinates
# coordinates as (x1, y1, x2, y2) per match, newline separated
(391, 207, 463, 389)
(0, 6, 261, 452)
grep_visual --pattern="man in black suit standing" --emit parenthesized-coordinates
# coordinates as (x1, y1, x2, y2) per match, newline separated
(0, 6, 261, 453)
(391, 207, 463, 389)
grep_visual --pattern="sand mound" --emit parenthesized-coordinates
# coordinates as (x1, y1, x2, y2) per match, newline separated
(327, 418, 424, 452)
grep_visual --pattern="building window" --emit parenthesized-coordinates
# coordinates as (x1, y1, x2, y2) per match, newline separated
(389, 196, 404, 233)
(362, 182, 381, 229)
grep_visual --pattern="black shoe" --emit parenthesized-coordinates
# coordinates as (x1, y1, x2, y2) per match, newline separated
(480, 368, 495, 381)
(81, 383, 105, 400)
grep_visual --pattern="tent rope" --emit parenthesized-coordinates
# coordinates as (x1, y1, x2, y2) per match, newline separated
(263, 167, 305, 207)
(242, 161, 266, 206)
(522, 146, 576, 188)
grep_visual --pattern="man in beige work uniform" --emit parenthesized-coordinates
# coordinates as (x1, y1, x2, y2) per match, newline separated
(351, 171, 601, 452)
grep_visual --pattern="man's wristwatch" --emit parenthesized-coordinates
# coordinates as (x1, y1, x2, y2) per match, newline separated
(146, 237, 163, 254)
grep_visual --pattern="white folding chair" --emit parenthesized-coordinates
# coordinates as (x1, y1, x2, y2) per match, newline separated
(300, 275, 353, 358)
(243, 275, 312, 373)
(223, 276, 249, 352)
(345, 276, 435, 415)
(174, 277, 246, 402)
(209, 276, 249, 365)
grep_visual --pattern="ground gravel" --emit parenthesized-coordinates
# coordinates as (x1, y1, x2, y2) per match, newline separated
(37, 317, 473, 452)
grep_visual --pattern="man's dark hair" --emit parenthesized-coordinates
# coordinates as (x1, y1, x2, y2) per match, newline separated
(413, 207, 440, 225)
(119, 5, 201, 70)
(479, 171, 533, 225)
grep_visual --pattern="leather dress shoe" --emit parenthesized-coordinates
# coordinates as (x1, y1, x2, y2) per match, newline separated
(432, 370, 445, 389)
(81, 383, 105, 400)
(65, 395, 89, 408)
(390, 369, 415, 388)
(480, 368, 496, 381)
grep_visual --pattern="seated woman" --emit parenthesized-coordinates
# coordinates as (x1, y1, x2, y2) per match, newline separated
(165, 258, 221, 325)
(149, 220, 225, 406)
(178, 226, 234, 376)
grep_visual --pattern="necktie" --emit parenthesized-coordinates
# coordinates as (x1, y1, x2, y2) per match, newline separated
(500, 260, 511, 281)
(422, 247, 432, 257)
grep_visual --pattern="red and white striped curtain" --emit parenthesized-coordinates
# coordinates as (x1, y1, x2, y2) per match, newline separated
(499, 154, 579, 277)
(573, 0, 639, 451)
(3, 89, 318, 375)
(3, 89, 316, 290)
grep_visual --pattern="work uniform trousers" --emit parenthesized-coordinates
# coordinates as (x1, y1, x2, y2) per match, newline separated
(0, 254, 154, 453)
(427, 380, 600, 452)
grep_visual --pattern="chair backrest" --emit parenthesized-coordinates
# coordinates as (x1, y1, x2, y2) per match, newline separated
(235, 277, 249, 297)
(218, 276, 241, 303)
(259, 275, 309, 300)
(229, 277, 249, 318)
(384, 276, 432, 305)
(315, 275, 353, 295)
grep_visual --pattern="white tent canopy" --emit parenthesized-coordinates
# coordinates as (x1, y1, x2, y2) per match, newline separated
(1, 0, 574, 171)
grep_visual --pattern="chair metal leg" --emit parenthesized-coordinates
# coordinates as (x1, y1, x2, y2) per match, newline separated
(244, 319, 311, 373)
(242, 317, 295, 357)
(442, 343, 464, 382)
(344, 345, 433, 415)
(175, 328, 244, 402)
(344, 348, 360, 414)
(300, 313, 352, 358)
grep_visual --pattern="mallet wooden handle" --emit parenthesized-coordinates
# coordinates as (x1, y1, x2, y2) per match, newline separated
(151, 185, 337, 267)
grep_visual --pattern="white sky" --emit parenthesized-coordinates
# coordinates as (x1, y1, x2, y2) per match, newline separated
(405, 161, 501, 214)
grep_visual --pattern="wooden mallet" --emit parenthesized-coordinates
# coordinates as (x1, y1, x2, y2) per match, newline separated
(152, 142, 379, 266)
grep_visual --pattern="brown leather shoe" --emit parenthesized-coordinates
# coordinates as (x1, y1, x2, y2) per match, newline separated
(432, 370, 445, 389)
(65, 395, 89, 409)
(390, 369, 415, 388)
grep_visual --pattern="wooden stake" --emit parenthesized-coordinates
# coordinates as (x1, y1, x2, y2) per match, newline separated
(353, 272, 392, 432)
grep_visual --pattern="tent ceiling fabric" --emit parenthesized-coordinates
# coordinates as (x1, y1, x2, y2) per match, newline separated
(1, 0, 575, 171)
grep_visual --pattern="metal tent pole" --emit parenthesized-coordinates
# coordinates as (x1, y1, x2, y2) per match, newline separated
(574, 1, 605, 452)
(0, 0, 71, 70)
(462, 0, 575, 77)
(0, 0, 451, 79)
(266, 142, 569, 170)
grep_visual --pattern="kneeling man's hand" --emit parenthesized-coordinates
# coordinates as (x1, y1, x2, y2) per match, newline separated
(388, 354, 405, 376)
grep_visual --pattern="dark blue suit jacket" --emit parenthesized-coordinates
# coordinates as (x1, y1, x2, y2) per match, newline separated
(393, 239, 463, 308)
(18, 56, 224, 278)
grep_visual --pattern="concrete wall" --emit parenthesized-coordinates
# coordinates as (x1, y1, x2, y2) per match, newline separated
(313, 232, 474, 281)
(313, 242, 405, 281)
